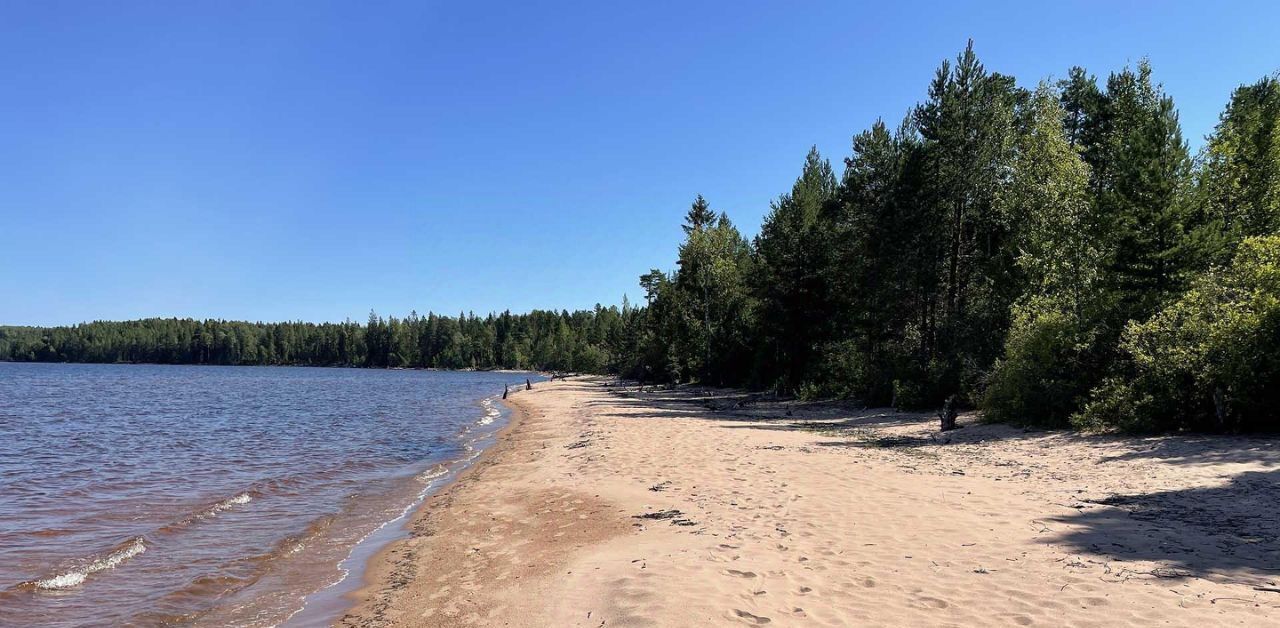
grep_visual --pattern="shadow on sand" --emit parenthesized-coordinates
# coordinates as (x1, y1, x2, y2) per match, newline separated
(1046, 469, 1280, 581)
(584, 377, 1280, 581)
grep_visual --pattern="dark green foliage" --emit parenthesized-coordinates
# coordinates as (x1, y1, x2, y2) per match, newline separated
(622, 44, 1280, 432)
(0, 308, 633, 373)
(818, 119, 920, 404)
(625, 196, 756, 385)
(982, 305, 1101, 425)
(682, 194, 718, 234)
(1193, 75, 1280, 264)
(753, 147, 839, 393)
(907, 41, 1025, 403)
(673, 209, 755, 385)
(1075, 237, 1280, 432)
(1100, 63, 1198, 322)
(983, 84, 1108, 426)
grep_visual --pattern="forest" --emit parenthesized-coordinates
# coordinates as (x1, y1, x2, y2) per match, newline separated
(0, 308, 636, 374)
(625, 43, 1279, 432)
(5, 42, 1278, 432)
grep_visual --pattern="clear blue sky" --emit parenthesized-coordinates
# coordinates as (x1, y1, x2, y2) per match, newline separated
(3, 1, 1277, 326)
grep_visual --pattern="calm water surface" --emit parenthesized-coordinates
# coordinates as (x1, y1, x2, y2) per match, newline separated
(0, 363, 540, 626)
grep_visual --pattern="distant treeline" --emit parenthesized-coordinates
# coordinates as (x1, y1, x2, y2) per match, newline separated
(0, 308, 641, 373)
(7, 42, 1279, 433)
(622, 42, 1280, 432)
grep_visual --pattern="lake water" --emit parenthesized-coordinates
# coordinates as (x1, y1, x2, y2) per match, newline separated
(0, 363, 539, 626)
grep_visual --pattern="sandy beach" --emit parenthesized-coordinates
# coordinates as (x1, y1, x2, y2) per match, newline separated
(342, 376, 1280, 627)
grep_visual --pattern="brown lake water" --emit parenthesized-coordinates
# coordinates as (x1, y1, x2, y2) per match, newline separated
(0, 363, 539, 626)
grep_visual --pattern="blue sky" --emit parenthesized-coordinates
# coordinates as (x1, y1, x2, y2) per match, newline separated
(2, 1, 1277, 326)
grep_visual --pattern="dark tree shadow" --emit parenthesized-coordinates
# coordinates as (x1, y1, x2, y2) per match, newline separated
(1097, 434, 1280, 467)
(1047, 469, 1280, 580)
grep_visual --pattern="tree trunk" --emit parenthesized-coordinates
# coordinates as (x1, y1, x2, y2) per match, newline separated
(939, 394, 958, 432)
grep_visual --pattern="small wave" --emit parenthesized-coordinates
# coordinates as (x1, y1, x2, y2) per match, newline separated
(25, 536, 146, 590)
(476, 397, 503, 426)
(155, 491, 256, 535)
(417, 464, 449, 482)
(198, 492, 253, 519)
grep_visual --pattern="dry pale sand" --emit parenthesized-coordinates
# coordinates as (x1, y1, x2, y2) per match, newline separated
(341, 376, 1280, 627)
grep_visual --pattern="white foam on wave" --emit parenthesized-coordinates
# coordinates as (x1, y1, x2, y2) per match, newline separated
(29, 536, 147, 590)
(476, 397, 502, 426)
(416, 464, 449, 482)
(195, 492, 253, 521)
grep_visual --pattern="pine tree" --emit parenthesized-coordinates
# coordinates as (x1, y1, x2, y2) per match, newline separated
(681, 213, 754, 384)
(911, 40, 1021, 400)
(753, 146, 838, 393)
(682, 194, 717, 234)
(1195, 74, 1280, 262)
(817, 118, 916, 402)
(1097, 60, 1196, 323)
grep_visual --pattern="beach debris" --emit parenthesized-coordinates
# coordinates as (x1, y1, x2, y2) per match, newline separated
(1149, 567, 1193, 579)
(566, 440, 591, 449)
(649, 481, 672, 492)
(634, 509, 683, 520)
(633, 509, 698, 526)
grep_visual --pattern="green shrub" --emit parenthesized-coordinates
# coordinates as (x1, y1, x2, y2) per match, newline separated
(798, 339, 888, 402)
(983, 304, 1100, 426)
(891, 378, 930, 410)
(1074, 236, 1280, 432)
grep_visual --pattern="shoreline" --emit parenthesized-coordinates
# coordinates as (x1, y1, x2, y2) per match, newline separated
(345, 376, 1280, 626)
(335, 386, 537, 625)
(285, 388, 533, 627)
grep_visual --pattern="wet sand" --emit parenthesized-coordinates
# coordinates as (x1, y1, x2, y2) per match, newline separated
(344, 376, 1280, 626)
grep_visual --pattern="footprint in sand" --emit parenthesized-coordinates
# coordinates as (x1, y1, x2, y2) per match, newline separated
(732, 609, 771, 624)
(725, 569, 757, 578)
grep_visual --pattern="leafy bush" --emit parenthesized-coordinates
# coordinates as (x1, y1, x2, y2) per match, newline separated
(983, 303, 1101, 426)
(797, 339, 888, 402)
(891, 378, 928, 410)
(885, 356, 959, 410)
(1074, 236, 1280, 432)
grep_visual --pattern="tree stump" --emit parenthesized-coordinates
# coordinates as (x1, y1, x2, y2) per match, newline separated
(939, 394, 958, 432)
